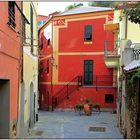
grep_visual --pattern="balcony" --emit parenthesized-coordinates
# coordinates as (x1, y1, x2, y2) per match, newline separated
(104, 41, 120, 68)
(80, 75, 117, 90)
(104, 23, 119, 31)
(133, 43, 140, 60)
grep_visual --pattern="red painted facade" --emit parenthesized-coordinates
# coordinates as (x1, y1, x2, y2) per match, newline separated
(38, 15, 48, 21)
(39, 9, 116, 111)
(0, 2, 21, 138)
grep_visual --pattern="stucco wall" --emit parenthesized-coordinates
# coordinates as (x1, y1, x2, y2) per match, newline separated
(39, 11, 116, 109)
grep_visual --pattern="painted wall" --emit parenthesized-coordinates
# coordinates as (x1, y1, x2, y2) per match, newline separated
(127, 21, 140, 43)
(38, 15, 48, 27)
(114, 8, 140, 138)
(18, 2, 38, 137)
(0, 2, 21, 138)
(39, 11, 116, 110)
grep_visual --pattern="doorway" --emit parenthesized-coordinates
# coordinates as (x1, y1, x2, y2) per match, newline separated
(84, 60, 93, 85)
(29, 82, 34, 129)
(0, 79, 10, 138)
(19, 82, 25, 138)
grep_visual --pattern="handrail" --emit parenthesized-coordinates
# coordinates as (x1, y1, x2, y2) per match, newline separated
(82, 75, 117, 88)
(52, 75, 82, 109)
(133, 47, 140, 60)
(52, 75, 116, 109)
(104, 40, 120, 57)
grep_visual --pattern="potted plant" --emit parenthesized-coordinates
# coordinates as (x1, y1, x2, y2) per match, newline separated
(92, 103, 100, 112)
(83, 99, 92, 115)
(75, 104, 84, 110)
(75, 104, 84, 115)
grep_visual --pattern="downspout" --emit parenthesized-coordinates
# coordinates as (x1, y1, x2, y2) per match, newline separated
(17, 1, 23, 137)
(125, 14, 128, 39)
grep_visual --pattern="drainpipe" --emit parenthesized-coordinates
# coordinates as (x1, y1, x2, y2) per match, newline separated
(125, 14, 128, 39)
(17, 1, 23, 138)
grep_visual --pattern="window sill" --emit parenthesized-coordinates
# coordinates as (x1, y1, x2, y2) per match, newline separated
(105, 102, 113, 104)
(7, 23, 16, 33)
(84, 41, 92, 45)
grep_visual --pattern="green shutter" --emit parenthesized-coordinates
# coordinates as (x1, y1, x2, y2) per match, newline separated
(84, 60, 93, 85)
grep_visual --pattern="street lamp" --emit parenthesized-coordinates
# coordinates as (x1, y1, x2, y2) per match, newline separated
(50, 56, 57, 69)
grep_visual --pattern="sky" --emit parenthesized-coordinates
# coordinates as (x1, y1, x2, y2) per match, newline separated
(38, 2, 88, 16)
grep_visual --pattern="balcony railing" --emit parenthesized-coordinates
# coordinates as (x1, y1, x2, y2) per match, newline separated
(104, 40, 120, 68)
(52, 76, 82, 109)
(133, 43, 140, 60)
(104, 40, 120, 57)
(82, 75, 117, 90)
(52, 75, 116, 109)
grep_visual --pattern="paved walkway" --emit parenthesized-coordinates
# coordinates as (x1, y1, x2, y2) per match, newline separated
(26, 110, 123, 139)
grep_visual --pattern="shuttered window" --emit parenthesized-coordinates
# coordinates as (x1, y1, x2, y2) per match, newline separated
(84, 25, 92, 41)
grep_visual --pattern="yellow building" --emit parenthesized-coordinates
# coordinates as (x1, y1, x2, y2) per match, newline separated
(108, 5, 140, 138)
(17, 2, 38, 138)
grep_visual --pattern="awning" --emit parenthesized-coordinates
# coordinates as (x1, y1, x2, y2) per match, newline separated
(124, 60, 140, 72)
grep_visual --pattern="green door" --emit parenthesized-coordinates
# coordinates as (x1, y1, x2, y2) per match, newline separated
(84, 60, 93, 85)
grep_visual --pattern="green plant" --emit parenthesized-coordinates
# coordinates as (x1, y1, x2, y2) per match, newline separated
(92, 103, 100, 108)
(125, 68, 140, 138)
(75, 104, 84, 110)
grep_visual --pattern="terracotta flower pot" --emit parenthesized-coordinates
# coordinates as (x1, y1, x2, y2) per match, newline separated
(83, 104, 92, 115)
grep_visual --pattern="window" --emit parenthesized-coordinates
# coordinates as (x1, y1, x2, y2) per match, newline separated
(38, 21, 46, 27)
(48, 38, 50, 46)
(8, 1, 16, 28)
(39, 36, 43, 50)
(105, 94, 114, 103)
(47, 60, 49, 74)
(22, 18, 26, 43)
(84, 60, 93, 85)
(30, 4, 33, 52)
(84, 25, 92, 41)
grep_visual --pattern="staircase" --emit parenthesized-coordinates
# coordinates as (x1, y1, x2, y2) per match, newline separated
(52, 76, 82, 110)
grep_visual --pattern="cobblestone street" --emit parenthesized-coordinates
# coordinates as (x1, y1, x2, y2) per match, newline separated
(26, 110, 123, 139)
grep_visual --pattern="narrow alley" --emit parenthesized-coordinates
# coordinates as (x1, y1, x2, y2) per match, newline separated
(26, 110, 123, 139)
(0, 2, 140, 139)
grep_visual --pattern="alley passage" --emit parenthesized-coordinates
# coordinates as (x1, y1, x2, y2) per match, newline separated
(26, 110, 123, 139)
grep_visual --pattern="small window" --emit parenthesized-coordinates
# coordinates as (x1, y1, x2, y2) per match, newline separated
(48, 38, 50, 46)
(39, 68, 43, 74)
(84, 25, 92, 41)
(39, 37, 43, 49)
(30, 4, 33, 52)
(105, 94, 114, 103)
(8, 1, 16, 28)
(22, 19, 26, 43)
(47, 60, 49, 74)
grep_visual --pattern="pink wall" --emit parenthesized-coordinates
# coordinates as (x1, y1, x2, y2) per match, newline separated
(0, 2, 21, 122)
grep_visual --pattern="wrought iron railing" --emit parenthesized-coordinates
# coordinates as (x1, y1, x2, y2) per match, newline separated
(133, 43, 140, 60)
(82, 75, 117, 90)
(52, 75, 82, 109)
(104, 40, 120, 57)
(52, 75, 116, 109)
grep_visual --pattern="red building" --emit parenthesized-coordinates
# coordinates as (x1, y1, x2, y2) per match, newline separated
(38, 12, 60, 27)
(38, 15, 48, 27)
(0, 2, 28, 138)
(39, 6, 116, 111)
